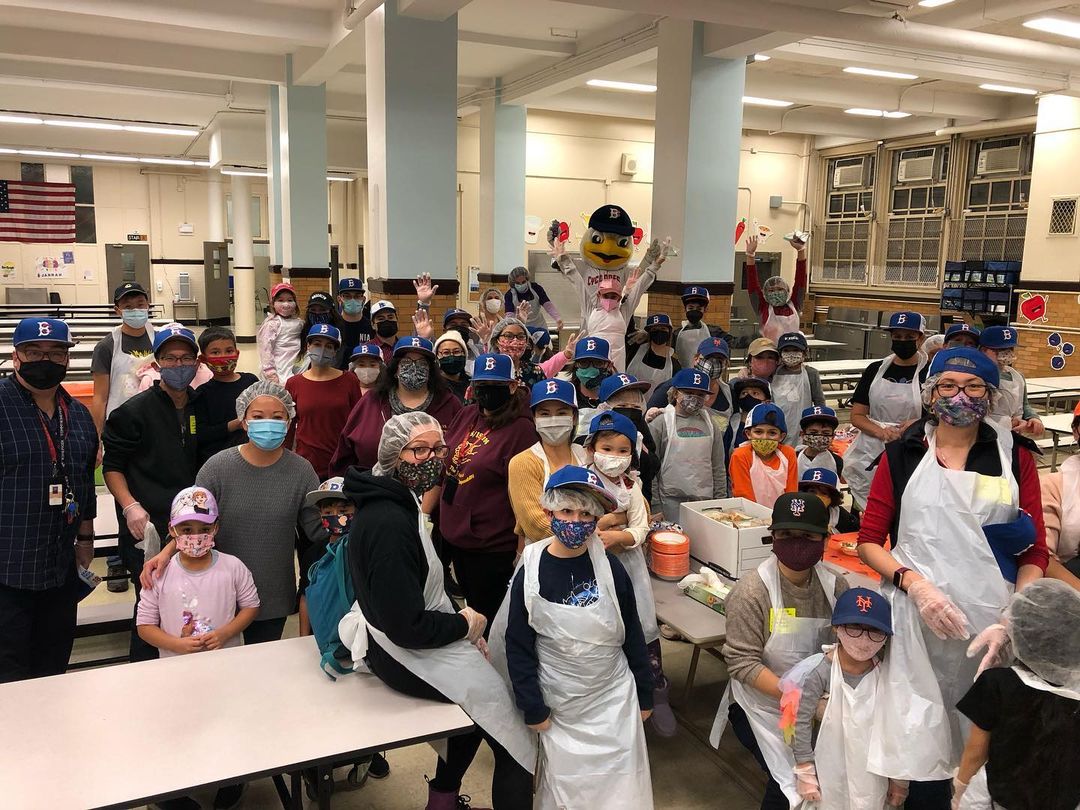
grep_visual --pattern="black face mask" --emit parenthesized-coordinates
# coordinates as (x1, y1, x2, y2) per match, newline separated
(474, 384, 513, 411)
(649, 331, 670, 346)
(18, 360, 67, 390)
(450, 325, 471, 342)
(891, 339, 918, 360)
(376, 320, 398, 339)
(739, 394, 762, 413)
(686, 310, 704, 324)
(438, 356, 466, 377)
(614, 407, 645, 428)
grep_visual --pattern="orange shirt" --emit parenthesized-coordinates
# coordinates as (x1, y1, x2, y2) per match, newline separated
(729, 443, 799, 505)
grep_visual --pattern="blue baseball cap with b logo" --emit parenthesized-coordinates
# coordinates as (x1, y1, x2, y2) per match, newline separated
(530, 378, 577, 409)
(306, 323, 342, 345)
(799, 466, 840, 496)
(979, 325, 1018, 349)
(152, 325, 198, 356)
(671, 368, 711, 393)
(598, 373, 650, 403)
(574, 336, 610, 362)
(545, 464, 618, 512)
(351, 342, 384, 362)
(645, 314, 672, 330)
(800, 405, 839, 428)
(337, 277, 364, 292)
(885, 311, 926, 333)
(13, 317, 75, 347)
(473, 353, 514, 382)
(682, 286, 710, 303)
(392, 336, 434, 358)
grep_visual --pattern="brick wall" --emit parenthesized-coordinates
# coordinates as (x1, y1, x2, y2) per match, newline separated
(646, 291, 734, 332)
(1012, 290, 1080, 379)
(366, 291, 460, 333)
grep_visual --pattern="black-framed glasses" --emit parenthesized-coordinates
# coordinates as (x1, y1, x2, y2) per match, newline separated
(157, 355, 198, 367)
(933, 382, 988, 398)
(19, 348, 70, 363)
(840, 625, 887, 643)
(498, 334, 528, 344)
(403, 444, 449, 461)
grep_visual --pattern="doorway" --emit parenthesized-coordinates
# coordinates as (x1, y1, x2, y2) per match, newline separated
(105, 244, 151, 301)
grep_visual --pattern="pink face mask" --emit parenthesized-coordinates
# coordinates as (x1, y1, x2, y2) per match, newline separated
(837, 631, 886, 662)
(274, 300, 297, 317)
(599, 297, 620, 313)
(175, 533, 215, 558)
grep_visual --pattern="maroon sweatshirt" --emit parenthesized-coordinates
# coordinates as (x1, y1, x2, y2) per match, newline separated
(329, 389, 463, 476)
(439, 406, 538, 554)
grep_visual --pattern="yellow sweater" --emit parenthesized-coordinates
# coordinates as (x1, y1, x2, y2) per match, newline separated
(508, 444, 586, 543)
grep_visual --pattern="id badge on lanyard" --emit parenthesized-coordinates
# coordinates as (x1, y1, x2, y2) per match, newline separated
(39, 400, 77, 524)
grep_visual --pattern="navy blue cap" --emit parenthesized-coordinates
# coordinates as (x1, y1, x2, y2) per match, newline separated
(732, 376, 772, 400)
(587, 204, 634, 237)
(588, 410, 637, 447)
(443, 307, 471, 327)
(393, 336, 434, 358)
(113, 281, 148, 303)
(682, 286, 710, 303)
(351, 342, 384, 362)
(799, 467, 840, 495)
(929, 346, 1000, 389)
(528, 327, 551, 348)
(645, 314, 672, 330)
(671, 368, 711, 393)
(746, 402, 787, 433)
(980, 325, 1019, 349)
(832, 587, 893, 636)
(530, 378, 577, 409)
(13, 317, 75, 347)
(306, 323, 341, 345)
(777, 332, 808, 352)
(152, 325, 198, 356)
(544, 464, 618, 512)
(598, 373, 650, 403)
(473, 353, 514, 382)
(698, 336, 730, 358)
(800, 405, 838, 428)
(885, 311, 926, 333)
(945, 323, 980, 340)
(337, 277, 364, 293)
(574, 336, 610, 362)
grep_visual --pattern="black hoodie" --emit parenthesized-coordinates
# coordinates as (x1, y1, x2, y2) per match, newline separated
(343, 468, 468, 698)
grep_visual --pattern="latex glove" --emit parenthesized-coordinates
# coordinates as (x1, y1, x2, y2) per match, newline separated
(794, 762, 821, 802)
(967, 623, 1011, 679)
(951, 776, 968, 810)
(645, 406, 664, 423)
(886, 779, 909, 807)
(474, 636, 490, 661)
(123, 503, 150, 541)
(459, 606, 487, 643)
(907, 578, 970, 640)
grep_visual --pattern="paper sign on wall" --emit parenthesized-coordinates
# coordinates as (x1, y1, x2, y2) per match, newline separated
(1, 261, 14, 279)
(469, 265, 480, 293)
(62, 251, 74, 264)
(525, 215, 542, 245)
(35, 256, 69, 279)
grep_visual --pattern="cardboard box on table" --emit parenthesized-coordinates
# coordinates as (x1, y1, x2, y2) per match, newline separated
(679, 498, 774, 579)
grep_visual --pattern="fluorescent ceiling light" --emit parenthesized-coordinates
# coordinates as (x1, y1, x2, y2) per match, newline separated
(843, 66, 919, 80)
(917, 0, 955, 7)
(327, 175, 355, 182)
(221, 167, 267, 177)
(139, 157, 195, 165)
(743, 96, 794, 107)
(1024, 17, 1080, 39)
(81, 153, 139, 162)
(586, 79, 657, 93)
(979, 83, 1038, 95)
(0, 147, 17, 153)
(844, 108, 911, 118)
(752, 54, 770, 61)
(18, 149, 81, 158)
(44, 119, 123, 131)
(123, 125, 201, 136)
(884, 110, 912, 118)
(0, 114, 43, 125)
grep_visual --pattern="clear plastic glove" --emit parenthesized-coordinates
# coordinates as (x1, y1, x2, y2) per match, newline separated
(123, 503, 150, 541)
(546, 219, 566, 258)
(907, 578, 970, 640)
(794, 762, 821, 802)
(886, 778, 910, 807)
(459, 606, 487, 643)
(967, 623, 1011, 679)
(645, 406, 664, 423)
(950, 776, 968, 810)
(474, 636, 490, 661)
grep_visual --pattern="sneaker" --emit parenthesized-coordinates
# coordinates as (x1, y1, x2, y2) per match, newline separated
(212, 783, 245, 809)
(658, 623, 682, 641)
(649, 678, 678, 737)
(107, 564, 129, 593)
(367, 752, 390, 779)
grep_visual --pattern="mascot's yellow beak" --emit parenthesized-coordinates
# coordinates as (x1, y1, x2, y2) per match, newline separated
(580, 229, 633, 269)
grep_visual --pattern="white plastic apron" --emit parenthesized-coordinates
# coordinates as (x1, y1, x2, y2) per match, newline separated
(796, 447, 837, 480)
(584, 306, 629, 371)
(762, 305, 801, 344)
(710, 556, 837, 809)
(675, 322, 709, 369)
(272, 317, 304, 383)
(988, 368, 1023, 433)
(1060, 455, 1080, 562)
(626, 347, 673, 399)
(813, 650, 888, 810)
(844, 353, 927, 511)
(105, 324, 156, 416)
(531, 442, 588, 483)
(867, 423, 1016, 781)
(772, 369, 813, 448)
(657, 405, 715, 524)
(510, 285, 550, 330)
(338, 501, 536, 772)
(749, 449, 790, 510)
(523, 538, 653, 810)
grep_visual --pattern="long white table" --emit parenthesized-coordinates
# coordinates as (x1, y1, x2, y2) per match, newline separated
(807, 358, 876, 375)
(1041, 412, 1077, 471)
(651, 569, 728, 702)
(0, 636, 473, 810)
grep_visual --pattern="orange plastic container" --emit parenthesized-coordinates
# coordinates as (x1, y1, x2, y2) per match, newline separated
(648, 529, 691, 580)
(62, 381, 94, 411)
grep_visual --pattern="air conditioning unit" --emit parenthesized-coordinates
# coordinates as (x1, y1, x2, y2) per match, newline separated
(897, 147, 937, 183)
(178, 272, 191, 302)
(620, 153, 638, 176)
(977, 142, 1023, 175)
(833, 157, 868, 188)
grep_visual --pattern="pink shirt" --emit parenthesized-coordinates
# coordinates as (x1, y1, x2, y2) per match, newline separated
(136, 551, 260, 657)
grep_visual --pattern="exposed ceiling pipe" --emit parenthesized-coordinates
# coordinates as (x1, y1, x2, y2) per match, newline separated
(916, 0, 1067, 30)
(934, 116, 1038, 136)
(342, 0, 384, 30)
(563, 0, 1080, 70)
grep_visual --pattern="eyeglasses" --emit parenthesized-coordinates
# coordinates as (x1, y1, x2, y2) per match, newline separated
(933, 382, 988, 398)
(403, 444, 449, 461)
(498, 334, 528, 344)
(840, 625, 887, 643)
(438, 350, 466, 358)
(18, 348, 69, 363)
(158, 355, 198, 367)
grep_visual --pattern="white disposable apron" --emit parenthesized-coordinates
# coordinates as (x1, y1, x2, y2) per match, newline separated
(509, 284, 550, 330)
(814, 649, 888, 810)
(796, 447, 837, 480)
(844, 353, 927, 511)
(709, 556, 837, 808)
(657, 405, 715, 524)
(273, 317, 304, 383)
(988, 367, 1023, 434)
(762, 305, 801, 344)
(105, 324, 157, 416)
(583, 305, 630, 371)
(626, 347, 673, 399)
(750, 449, 790, 510)
(1059, 455, 1080, 562)
(675, 322, 709, 369)
(523, 538, 653, 810)
(338, 499, 536, 772)
(772, 368, 813, 448)
(867, 423, 1016, 781)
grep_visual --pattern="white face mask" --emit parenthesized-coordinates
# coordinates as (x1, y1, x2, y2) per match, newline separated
(485, 298, 502, 314)
(593, 451, 631, 477)
(354, 366, 380, 385)
(535, 415, 574, 445)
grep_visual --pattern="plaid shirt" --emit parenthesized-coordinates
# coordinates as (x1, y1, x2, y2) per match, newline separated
(0, 376, 98, 590)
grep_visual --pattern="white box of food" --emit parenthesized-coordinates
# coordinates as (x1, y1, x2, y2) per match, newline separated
(679, 498, 774, 577)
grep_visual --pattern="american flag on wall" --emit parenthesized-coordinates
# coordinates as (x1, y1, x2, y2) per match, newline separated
(0, 180, 76, 243)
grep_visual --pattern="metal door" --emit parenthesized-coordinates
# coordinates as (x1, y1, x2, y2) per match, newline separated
(202, 241, 230, 322)
(105, 244, 151, 299)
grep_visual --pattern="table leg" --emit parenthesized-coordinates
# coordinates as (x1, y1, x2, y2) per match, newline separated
(683, 645, 702, 703)
(270, 773, 297, 810)
(317, 764, 333, 810)
(1053, 433, 1061, 473)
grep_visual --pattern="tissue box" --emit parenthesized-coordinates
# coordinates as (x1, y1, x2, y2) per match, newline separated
(684, 582, 732, 614)
(679, 498, 774, 578)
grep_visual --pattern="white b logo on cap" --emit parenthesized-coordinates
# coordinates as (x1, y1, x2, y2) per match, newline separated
(37, 321, 51, 336)
(618, 375, 630, 385)
(608, 207, 620, 219)
(484, 356, 496, 371)
(1002, 329, 1013, 340)
(546, 380, 558, 394)
(586, 339, 596, 352)
(412, 338, 420, 347)
(811, 470, 823, 481)
(587, 472, 599, 486)
(692, 372, 702, 386)
(895, 313, 907, 324)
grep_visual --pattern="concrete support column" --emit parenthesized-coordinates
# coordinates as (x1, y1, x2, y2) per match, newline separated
(207, 170, 225, 243)
(479, 85, 527, 278)
(231, 173, 256, 341)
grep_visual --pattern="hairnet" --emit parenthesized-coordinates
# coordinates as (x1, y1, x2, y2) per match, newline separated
(482, 286, 503, 301)
(489, 316, 529, 351)
(764, 276, 791, 297)
(372, 412, 444, 476)
(540, 486, 607, 518)
(1005, 578, 1080, 689)
(234, 380, 296, 420)
(922, 334, 945, 354)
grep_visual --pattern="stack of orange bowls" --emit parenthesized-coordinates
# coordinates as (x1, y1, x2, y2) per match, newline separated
(648, 529, 691, 580)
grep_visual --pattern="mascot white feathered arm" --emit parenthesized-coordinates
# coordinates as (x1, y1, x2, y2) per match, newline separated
(621, 237, 675, 316)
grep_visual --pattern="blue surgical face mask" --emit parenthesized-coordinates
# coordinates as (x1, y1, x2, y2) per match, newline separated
(160, 365, 198, 390)
(342, 299, 364, 315)
(514, 282, 530, 294)
(121, 309, 149, 328)
(247, 418, 288, 450)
